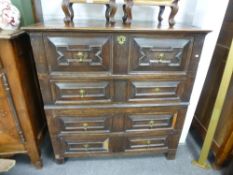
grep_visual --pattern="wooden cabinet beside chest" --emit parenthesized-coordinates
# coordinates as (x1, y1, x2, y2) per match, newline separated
(0, 30, 46, 168)
(25, 22, 209, 163)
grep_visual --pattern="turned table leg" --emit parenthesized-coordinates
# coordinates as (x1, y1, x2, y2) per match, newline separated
(158, 6, 165, 23)
(106, 0, 117, 24)
(169, 0, 179, 27)
(62, 0, 74, 24)
(122, 0, 133, 24)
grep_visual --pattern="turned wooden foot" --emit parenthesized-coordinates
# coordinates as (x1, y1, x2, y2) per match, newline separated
(166, 150, 177, 160)
(32, 159, 43, 169)
(55, 157, 65, 164)
(105, 0, 117, 24)
(62, 0, 74, 24)
(158, 6, 165, 23)
(169, 0, 179, 27)
(122, 0, 133, 24)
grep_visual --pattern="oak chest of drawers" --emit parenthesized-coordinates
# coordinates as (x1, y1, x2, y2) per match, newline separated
(24, 21, 209, 163)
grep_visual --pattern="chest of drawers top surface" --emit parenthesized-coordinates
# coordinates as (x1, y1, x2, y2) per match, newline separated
(22, 20, 210, 33)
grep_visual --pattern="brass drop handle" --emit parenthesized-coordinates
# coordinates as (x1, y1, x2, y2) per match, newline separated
(83, 144, 89, 150)
(75, 52, 86, 63)
(154, 87, 160, 92)
(79, 89, 85, 98)
(149, 120, 155, 128)
(83, 123, 88, 131)
(157, 53, 166, 62)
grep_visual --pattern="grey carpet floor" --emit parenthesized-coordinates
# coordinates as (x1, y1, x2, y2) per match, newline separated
(2, 134, 223, 175)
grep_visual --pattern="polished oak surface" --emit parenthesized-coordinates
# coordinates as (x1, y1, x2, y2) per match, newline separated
(0, 31, 46, 168)
(25, 20, 208, 163)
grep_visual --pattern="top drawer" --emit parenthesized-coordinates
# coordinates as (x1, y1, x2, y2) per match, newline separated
(44, 34, 113, 73)
(129, 36, 193, 73)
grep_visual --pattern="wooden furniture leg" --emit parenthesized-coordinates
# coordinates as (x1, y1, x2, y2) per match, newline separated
(158, 6, 165, 23)
(122, 0, 133, 24)
(215, 125, 233, 166)
(169, 0, 179, 27)
(105, 0, 117, 24)
(62, 0, 74, 24)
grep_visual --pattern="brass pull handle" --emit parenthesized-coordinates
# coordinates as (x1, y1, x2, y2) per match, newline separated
(75, 52, 86, 63)
(154, 87, 160, 92)
(149, 120, 155, 128)
(117, 35, 126, 45)
(156, 53, 166, 62)
(79, 89, 85, 98)
(83, 123, 88, 131)
(83, 144, 89, 150)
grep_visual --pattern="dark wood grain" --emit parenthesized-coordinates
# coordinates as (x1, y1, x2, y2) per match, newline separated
(26, 21, 208, 163)
(0, 31, 46, 168)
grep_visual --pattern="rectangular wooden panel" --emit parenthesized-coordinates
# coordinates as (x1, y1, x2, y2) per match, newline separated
(124, 134, 168, 152)
(125, 112, 176, 132)
(50, 79, 113, 104)
(55, 115, 113, 134)
(129, 36, 193, 73)
(44, 34, 113, 73)
(58, 135, 111, 156)
(128, 79, 186, 102)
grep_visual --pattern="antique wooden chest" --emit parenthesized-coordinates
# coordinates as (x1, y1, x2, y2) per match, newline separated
(24, 21, 209, 163)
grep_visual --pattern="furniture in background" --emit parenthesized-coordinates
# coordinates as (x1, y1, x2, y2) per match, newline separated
(192, 0, 233, 167)
(62, 0, 117, 24)
(0, 30, 46, 168)
(123, 0, 179, 26)
(23, 20, 208, 163)
(61, 0, 179, 26)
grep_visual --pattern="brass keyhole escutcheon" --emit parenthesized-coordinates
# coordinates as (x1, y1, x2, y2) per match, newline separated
(83, 123, 88, 131)
(79, 89, 85, 98)
(149, 120, 155, 128)
(117, 35, 126, 45)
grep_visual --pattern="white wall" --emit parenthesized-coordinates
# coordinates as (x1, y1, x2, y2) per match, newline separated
(40, 0, 229, 143)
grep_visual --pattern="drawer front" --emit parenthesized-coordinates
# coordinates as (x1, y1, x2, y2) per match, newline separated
(55, 115, 113, 134)
(50, 79, 113, 104)
(128, 79, 185, 102)
(125, 134, 168, 152)
(58, 135, 111, 155)
(44, 34, 112, 73)
(129, 36, 193, 73)
(125, 112, 177, 132)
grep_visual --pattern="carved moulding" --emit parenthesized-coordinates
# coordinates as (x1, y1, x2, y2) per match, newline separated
(62, 0, 117, 24)
(123, 0, 179, 27)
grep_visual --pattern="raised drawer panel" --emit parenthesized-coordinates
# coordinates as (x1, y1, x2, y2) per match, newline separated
(50, 79, 113, 104)
(59, 135, 111, 155)
(129, 37, 193, 73)
(128, 79, 185, 102)
(125, 112, 176, 132)
(44, 35, 112, 73)
(125, 134, 168, 152)
(56, 115, 113, 134)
